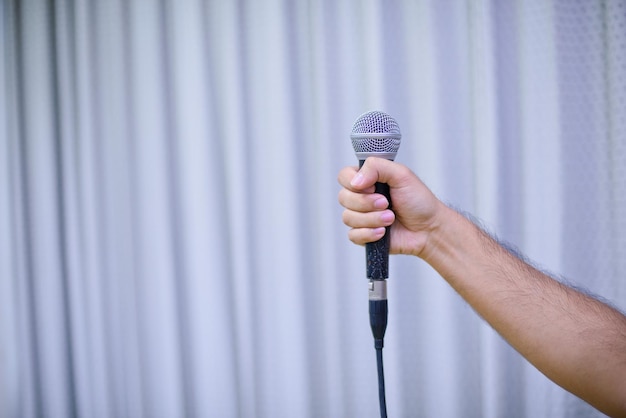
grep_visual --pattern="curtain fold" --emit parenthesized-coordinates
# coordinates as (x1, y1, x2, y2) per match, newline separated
(2, 1, 624, 417)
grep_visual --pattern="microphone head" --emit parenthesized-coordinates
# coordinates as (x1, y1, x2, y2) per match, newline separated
(350, 110, 401, 161)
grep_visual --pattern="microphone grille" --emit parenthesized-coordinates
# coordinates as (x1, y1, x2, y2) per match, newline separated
(350, 111, 401, 155)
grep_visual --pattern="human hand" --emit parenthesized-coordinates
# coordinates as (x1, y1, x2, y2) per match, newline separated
(337, 157, 444, 258)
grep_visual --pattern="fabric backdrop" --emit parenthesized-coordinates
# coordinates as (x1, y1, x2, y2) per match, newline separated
(1, 0, 625, 417)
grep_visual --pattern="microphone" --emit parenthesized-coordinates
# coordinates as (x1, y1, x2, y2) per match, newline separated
(350, 110, 401, 418)
(350, 111, 401, 284)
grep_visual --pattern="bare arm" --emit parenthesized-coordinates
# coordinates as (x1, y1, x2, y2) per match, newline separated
(425, 205, 626, 417)
(338, 157, 626, 417)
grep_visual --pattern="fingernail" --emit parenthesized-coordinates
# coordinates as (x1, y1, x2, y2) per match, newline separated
(380, 211, 394, 223)
(373, 227, 386, 238)
(350, 172, 364, 187)
(374, 197, 388, 209)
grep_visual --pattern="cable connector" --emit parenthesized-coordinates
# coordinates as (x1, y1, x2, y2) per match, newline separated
(369, 279, 389, 418)
(369, 279, 388, 347)
(368, 279, 387, 301)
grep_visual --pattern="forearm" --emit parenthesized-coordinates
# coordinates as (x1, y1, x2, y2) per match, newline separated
(422, 204, 626, 417)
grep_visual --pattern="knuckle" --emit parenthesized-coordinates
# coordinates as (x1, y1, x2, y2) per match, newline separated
(337, 188, 348, 205)
(341, 210, 352, 226)
(348, 229, 364, 245)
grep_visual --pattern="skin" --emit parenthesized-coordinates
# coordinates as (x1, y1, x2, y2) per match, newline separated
(338, 157, 626, 418)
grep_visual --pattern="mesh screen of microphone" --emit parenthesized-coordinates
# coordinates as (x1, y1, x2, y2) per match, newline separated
(350, 111, 401, 158)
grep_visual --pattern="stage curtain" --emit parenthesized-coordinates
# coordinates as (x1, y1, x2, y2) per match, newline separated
(1, 1, 624, 417)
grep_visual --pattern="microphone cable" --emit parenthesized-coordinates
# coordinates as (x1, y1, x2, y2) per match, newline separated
(369, 280, 389, 418)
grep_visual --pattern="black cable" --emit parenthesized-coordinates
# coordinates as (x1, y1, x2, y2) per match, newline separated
(375, 346, 387, 418)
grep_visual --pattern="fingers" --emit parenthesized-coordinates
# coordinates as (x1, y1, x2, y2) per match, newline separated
(339, 192, 394, 244)
(342, 208, 395, 229)
(337, 163, 391, 220)
(337, 188, 389, 212)
(347, 226, 387, 245)
(337, 166, 374, 193)
(341, 157, 412, 191)
(341, 210, 394, 244)
(337, 159, 400, 245)
(338, 183, 395, 245)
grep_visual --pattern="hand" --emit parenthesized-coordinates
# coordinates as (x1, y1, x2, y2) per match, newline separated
(337, 157, 444, 258)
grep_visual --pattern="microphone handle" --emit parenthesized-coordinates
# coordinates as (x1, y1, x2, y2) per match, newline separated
(359, 160, 391, 280)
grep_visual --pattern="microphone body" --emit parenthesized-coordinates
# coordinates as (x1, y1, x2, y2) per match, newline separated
(351, 111, 401, 282)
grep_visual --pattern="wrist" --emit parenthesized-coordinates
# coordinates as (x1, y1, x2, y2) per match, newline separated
(417, 203, 466, 264)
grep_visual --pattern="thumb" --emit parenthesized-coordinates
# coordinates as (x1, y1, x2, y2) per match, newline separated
(350, 157, 406, 190)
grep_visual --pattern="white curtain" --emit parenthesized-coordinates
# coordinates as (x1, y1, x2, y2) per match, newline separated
(1, 0, 624, 417)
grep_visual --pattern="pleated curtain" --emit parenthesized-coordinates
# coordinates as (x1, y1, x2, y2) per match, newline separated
(1, 1, 625, 417)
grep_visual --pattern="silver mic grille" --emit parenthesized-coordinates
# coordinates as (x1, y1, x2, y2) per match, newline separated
(350, 111, 401, 159)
